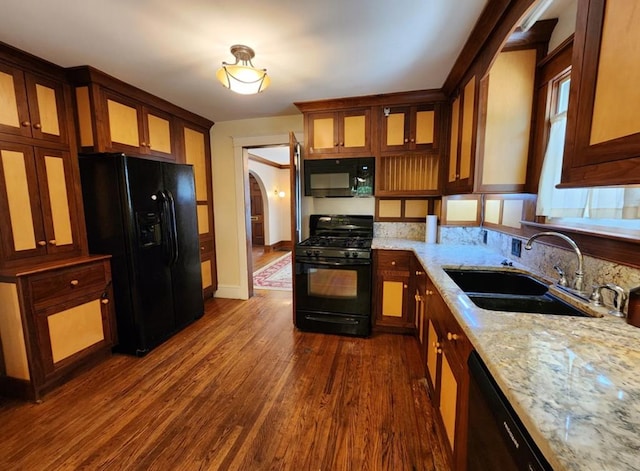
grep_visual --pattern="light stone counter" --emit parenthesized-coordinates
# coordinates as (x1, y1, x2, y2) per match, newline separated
(372, 238, 640, 471)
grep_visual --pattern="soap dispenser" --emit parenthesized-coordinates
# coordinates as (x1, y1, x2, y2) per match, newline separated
(628, 286, 640, 328)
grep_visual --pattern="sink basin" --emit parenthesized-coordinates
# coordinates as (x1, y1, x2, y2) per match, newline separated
(444, 269, 549, 295)
(468, 293, 589, 317)
(445, 268, 590, 317)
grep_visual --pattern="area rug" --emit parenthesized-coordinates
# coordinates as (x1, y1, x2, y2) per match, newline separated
(253, 252, 292, 291)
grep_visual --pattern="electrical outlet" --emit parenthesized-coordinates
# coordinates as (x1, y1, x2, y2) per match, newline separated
(481, 230, 488, 244)
(511, 238, 522, 257)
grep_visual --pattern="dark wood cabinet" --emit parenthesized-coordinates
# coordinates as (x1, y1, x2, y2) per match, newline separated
(0, 61, 69, 146)
(373, 250, 414, 332)
(562, 0, 640, 186)
(423, 271, 471, 471)
(380, 104, 439, 152)
(304, 108, 371, 158)
(0, 256, 116, 401)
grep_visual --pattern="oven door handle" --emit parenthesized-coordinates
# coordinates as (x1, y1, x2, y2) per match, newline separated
(296, 258, 371, 266)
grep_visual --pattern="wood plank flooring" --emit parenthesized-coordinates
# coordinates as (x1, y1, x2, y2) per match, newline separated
(0, 290, 449, 470)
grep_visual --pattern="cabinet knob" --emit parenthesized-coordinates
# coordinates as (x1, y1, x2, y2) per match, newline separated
(403, 284, 408, 289)
(49, 240, 57, 246)
(201, 246, 205, 251)
(147, 142, 152, 148)
(339, 142, 344, 147)
(101, 298, 110, 304)
(21, 121, 31, 127)
(37, 240, 47, 247)
(410, 138, 415, 143)
(437, 348, 442, 354)
(404, 138, 409, 143)
(415, 270, 424, 276)
(426, 290, 433, 295)
(447, 332, 459, 341)
(33, 123, 42, 129)
(391, 261, 396, 266)
(70, 279, 79, 286)
(141, 141, 147, 147)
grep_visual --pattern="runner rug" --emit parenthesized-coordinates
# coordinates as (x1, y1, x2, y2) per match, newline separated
(253, 252, 292, 291)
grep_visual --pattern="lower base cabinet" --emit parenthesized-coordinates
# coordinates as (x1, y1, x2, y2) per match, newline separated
(423, 273, 472, 471)
(373, 250, 414, 332)
(0, 256, 116, 401)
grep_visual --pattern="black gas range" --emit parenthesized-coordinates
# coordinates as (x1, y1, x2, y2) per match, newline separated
(294, 215, 374, 337)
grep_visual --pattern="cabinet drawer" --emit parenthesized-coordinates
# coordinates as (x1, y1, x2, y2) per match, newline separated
(199, 238, 214, 255)
(29, 262, 108, 307)
(376, 250, 412, 271)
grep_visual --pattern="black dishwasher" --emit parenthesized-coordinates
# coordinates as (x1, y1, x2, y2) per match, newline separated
(467, 351, 553, 471)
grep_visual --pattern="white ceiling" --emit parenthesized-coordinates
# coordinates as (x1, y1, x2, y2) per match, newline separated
(0, 0, 489, 123)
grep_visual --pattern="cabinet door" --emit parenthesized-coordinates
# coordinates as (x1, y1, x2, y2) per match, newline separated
(0, 143, 46, 260)
(476, 50, 535, 193)
(446, 76, 476, 194)
(381, 106, 411, 152)
(562, 0, 640, 186)
(342, 108, 370, 153)
(0, 65, 67, 144)
(425, 318, 440, 397)
(103, 91, 144, 153)
(24, 73, 68, 144)
(144, 107, 174, 160)
(0, 63, 32, 139)
(414, 104, 436, 149)
(308, 112, 339, 155)
(0, 144, 80, 263)
(34, 148, 81, 256)
(376, 272, 412, 329)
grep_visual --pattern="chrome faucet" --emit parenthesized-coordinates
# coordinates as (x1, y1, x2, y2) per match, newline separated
(524, 231, 585, 293)
(590, 283, 627, 317)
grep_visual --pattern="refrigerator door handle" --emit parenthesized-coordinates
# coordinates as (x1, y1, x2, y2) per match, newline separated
(165, 190, 180, 266)
(157, 190, 175, 266)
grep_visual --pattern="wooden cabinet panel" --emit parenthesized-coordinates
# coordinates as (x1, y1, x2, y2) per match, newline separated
(106, 96, 140, 148)
(179, 121, 217, 296)
(381, 104, 437, 152)
(373, 250, 413, 332)
(0, 256, 115, 401)
(476, 50, 536, 193)
(0, 63, 67, 145)
(446, 76, 476, 194)
(0, 144, 81, 264)
(306, 108, 371, 157)
(562, 0, 640, 186)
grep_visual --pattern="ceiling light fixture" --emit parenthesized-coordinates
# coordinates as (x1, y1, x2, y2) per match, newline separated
(216, 44, 270, 95)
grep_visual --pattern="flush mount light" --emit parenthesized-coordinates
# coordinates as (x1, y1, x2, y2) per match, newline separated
(216, 44, 270, 95)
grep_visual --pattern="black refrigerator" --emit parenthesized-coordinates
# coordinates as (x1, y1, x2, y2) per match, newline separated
(79, 153, 204, 355)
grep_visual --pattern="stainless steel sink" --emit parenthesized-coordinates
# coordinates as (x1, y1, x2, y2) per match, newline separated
(444, 269, 590, 317)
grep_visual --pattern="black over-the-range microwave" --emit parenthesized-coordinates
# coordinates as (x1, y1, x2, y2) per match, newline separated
(303, 157, 374, 197)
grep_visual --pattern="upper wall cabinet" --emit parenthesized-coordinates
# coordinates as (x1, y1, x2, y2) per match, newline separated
(305, 108, 371, 158)
(0, 62, 68, 146)
(380, 104, 438, 152)
(562, 0, 640, 186)
(446, 75, 477, 194)
(67, 66, 212, 163)
(475, 49, 537, 193)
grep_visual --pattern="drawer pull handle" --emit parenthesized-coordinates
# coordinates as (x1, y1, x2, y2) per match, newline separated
(101, 298, 110, 305)
(70, 279, 79, 286)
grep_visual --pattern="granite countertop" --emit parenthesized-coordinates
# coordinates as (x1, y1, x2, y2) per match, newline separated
(372, 238, 640, 471)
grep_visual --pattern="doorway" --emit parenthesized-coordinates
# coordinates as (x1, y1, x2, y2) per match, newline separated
(249, 173, 265, 246)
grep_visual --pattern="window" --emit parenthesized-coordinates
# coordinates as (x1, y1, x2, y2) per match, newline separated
(536, 72, 640, 229)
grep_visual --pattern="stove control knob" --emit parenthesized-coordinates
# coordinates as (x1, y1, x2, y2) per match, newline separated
(344, 251, 350, 258)
(305, 250, 313, 256)
(313, 250, 320, 257)
(352, 252, 359, 258)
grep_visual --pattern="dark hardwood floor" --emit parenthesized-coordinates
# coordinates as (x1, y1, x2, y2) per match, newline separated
(0, 290, 449, 470)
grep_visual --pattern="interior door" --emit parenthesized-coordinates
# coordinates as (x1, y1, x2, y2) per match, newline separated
(249, 173, 265, 246)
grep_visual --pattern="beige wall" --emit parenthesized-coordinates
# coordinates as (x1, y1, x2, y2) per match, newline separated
(210, 114, 303, 299)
